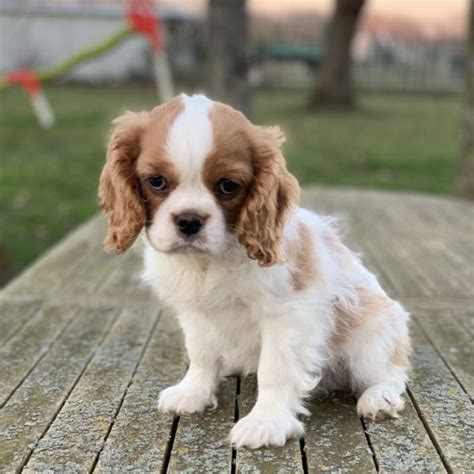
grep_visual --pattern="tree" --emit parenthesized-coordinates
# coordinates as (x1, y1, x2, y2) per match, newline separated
(309, 0, 366, 109)
(458, 0, 474, 199)
(207, 0, 250, 117)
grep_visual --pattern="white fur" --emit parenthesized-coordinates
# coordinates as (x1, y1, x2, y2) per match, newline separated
(147, 94, 227, 255)
(141, 95, 410, 449)
(166, 93, 214, 179)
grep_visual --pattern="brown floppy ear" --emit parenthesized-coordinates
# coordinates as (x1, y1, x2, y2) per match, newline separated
(237, 126, 300, 267)
(98, 111, 150, 254)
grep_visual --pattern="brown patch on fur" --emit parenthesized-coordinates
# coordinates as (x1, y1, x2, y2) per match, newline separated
(332, 290, 393, 345)
(331, 289, 412, 368)
(138, 158, 180, 226)
(137, 97, 184, 223)
(324, 226, 353, 268)
(287, 222, 318, 291)
(392, 330, 411, 368)
(206, 103, 300, 267)
(98, 96, 184, 253)
(204, 104, 254, 228)
(138, 96, 184, 173)
(238, 124, 300, 267)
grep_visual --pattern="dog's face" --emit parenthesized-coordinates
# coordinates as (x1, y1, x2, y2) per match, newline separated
(99, 94, 299, 266)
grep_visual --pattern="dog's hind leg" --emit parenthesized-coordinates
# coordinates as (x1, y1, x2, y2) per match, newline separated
(336, 293, 411, 420)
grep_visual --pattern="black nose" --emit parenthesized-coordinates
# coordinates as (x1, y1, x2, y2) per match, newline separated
(174, 212, 204, 236)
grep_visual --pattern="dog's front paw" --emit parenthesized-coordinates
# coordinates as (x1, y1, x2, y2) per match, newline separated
(158, 383, 217, 415)
(230, 410, 304, 449)
(357, 384, 404, 420)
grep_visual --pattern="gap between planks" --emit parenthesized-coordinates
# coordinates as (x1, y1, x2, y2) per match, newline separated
(412, 316, 472, 402)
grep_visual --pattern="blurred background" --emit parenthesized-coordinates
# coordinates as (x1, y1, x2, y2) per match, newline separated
(0, 0, 472, 285)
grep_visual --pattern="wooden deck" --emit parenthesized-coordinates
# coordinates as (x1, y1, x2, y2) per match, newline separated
(0, 188, 473, 473)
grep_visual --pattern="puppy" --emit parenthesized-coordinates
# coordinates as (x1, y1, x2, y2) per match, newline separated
(99, 94, 411, 449)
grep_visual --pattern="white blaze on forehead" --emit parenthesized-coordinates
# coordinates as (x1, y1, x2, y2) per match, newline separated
(165, 93, 214, 183)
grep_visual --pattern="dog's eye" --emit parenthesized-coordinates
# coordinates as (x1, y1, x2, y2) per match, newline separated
(216, 178, 240, 197)
(147, 175, 167, 191)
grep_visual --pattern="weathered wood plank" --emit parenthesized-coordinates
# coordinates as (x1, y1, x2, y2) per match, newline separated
(0, 306, 118, 471)
(405, 194, 474, 244)
(378, 200, 472, 298)
(304, 393, 376, 473)
(403, 300, 474, 339)
(451, 306, 474, 337)
(414, 308, 473, 400)
(0, 303, 78, 407)
(236, 376, 303, 473)
(168, 377, 236, 473)
(355, 208, 440, 298)
(302, 189, 418, 298)
(404, 299, 474, 340)
(23, 305, 159, 472)
(3, 215, 106, 298)
(363, 396, 445, 472)
(403, 297, 474, 312)
(0, 298, 40, 344)
(97, 248, 152, 301)
(308, 188, 474, 300)
(0, 189, 472, 472)
(63, 247, 117, 295)
(95, 309, 187, 472)
(407, 322, 474, 472)
(394, 232, 473, 298)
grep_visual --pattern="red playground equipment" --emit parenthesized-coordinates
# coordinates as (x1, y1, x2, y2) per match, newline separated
(0, 0, 174, 128)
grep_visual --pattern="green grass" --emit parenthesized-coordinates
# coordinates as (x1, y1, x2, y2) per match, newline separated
(0, 85, 462, 272)
(255, 90, 461, 192)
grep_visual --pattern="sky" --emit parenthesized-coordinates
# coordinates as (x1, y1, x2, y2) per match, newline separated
(250, 0, 467, 21)
(48, 0, 470, 23)
(161, 0, 468, 32)
(46, 0, 469, 36)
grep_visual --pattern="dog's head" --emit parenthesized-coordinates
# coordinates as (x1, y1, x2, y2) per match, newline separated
(99, 94, 299, 266)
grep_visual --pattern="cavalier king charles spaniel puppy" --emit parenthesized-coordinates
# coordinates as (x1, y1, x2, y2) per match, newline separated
(99, 94, 411, 449)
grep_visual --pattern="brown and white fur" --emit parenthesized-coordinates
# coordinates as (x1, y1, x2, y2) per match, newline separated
(99, 94, 411, 449)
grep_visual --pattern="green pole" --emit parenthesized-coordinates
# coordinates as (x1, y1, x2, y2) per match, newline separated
(0, 26, 133, 91)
